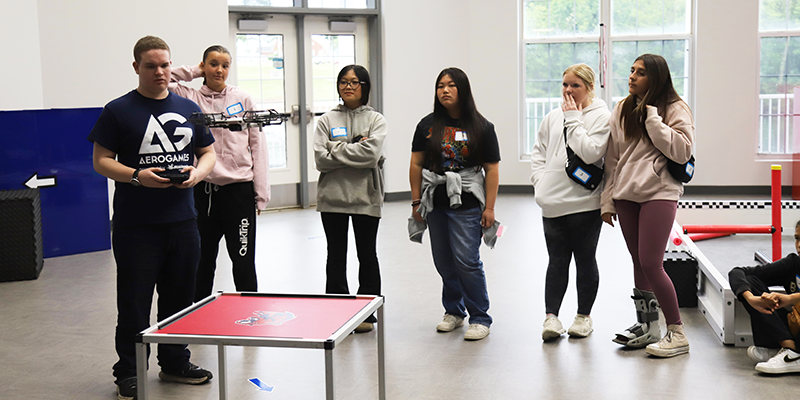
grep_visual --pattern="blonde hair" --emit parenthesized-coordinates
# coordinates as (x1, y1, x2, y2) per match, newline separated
(563, 63, 596, 100)
(133, 36, 170, 63)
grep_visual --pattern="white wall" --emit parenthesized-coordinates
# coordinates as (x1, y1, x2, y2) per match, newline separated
(381, 0, 522, 193)
(381, 0, 470, 193)
(34, 0, 229, 109)
(693, 0, 779, 187)
(1, 0, 786, 191)
(2, 0, 44, 110)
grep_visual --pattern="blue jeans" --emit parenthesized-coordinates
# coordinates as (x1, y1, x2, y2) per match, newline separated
(426, 206, 492, 327)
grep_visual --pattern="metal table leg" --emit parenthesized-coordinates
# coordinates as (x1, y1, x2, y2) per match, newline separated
(325, 348, 335, 400)
(377, 304, 386, 400)
(218, 344, 228, 400)
(136, 343, 148, 399)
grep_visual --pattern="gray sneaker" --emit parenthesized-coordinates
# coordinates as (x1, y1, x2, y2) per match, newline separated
(464, 323, 490, 340)
(567, 314, 593, 338)
(748, 346, 780, 363)
(645, 324, 689, 358)
(436, 314, 465, 332)
(542, 315, 565, 341)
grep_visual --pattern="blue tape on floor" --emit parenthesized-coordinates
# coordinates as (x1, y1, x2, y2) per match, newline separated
(249, 378, 275, 392)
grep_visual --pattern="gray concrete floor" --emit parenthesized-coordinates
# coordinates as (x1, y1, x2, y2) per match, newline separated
(1, 193, 798, 399)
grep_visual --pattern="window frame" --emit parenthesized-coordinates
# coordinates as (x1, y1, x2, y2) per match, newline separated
(519, 0, 695, 161)
(757, 24, 800, 158)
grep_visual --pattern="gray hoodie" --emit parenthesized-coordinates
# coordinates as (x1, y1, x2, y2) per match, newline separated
(313, 104, 387, 218)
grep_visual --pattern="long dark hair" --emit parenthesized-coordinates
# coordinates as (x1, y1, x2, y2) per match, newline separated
(620, 54, 689, 142)
(429, 67, 486, 164)
(337, 65, 371, 106)
(201, 45, 230, 86)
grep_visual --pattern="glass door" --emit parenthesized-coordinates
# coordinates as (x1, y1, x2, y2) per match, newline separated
(229, 14, 369, 207)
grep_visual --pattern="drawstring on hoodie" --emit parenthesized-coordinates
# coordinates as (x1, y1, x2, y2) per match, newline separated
(204, 181, 220, 216)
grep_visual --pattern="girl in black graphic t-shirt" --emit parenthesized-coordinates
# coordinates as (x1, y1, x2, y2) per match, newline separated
(409, 67, 500, 341)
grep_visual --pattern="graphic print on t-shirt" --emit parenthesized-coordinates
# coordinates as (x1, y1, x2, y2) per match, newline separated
(137, 112, 194, 169)
(427, 126, 469, 171)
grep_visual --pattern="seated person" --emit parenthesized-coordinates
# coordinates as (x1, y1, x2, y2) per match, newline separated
(729, 220, 800, 375)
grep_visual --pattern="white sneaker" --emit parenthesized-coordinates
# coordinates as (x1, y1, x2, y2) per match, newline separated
(755, 348, 800, 374)
(747, 346, 780, 363)
(436, 314, 465, 332)
(567, 314, 593, 338)
(645, 324, 689, 358)
(464, 323, 490, 340)
(542, 315, 565, 341)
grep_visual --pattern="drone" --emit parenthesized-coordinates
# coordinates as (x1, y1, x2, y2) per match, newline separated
(189, 110, 290, 131)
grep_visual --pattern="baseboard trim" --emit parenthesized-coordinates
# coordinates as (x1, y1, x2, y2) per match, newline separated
(269, 185, 794, 208)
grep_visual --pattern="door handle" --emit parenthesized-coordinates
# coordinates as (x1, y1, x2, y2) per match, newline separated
(290, 105, 325, 125)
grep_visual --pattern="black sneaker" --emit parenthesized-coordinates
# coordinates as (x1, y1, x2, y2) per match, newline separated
(116, 376, 137, 400)
(158, 362, 213, 385)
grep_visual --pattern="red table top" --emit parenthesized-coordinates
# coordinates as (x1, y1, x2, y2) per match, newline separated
(155, 294, 375, 340)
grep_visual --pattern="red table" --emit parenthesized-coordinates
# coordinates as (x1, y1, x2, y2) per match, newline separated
(136, 292, 385, 400)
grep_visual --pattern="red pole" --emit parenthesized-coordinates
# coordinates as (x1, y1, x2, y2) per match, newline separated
(687, 233, 734, 241)
(772, 165, 782, 261)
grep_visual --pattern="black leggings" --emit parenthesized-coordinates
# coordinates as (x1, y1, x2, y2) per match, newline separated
(320, 212, 381, 298)
(542, 209, 602, 316)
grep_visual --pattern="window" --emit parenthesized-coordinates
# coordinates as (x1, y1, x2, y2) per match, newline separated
(228, 0, 295, 6)
(521, 0, 692, 159)
(236, 34, 288, 169)
(227, 0, 373, 8)
(310, 34, 356, 114)
(758, 0, 800, 154)
(308, 0, 369, 8)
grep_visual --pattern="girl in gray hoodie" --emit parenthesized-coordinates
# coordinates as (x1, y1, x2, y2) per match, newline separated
(313, 65, 387, 334)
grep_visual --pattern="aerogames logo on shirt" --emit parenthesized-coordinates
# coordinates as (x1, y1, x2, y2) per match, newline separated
(138, 112, 193, 164)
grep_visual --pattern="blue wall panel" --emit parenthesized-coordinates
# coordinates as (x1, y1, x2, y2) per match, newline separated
(0, 108, 110, 258)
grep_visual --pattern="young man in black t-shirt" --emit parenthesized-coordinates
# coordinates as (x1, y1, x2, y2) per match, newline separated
(88, 36, 216, 400)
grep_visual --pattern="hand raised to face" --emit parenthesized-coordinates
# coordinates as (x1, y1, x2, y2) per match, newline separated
(561, 92, 582, 112)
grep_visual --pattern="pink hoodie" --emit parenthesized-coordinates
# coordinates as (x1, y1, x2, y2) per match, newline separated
(601, 99, 694, 215)
(169, 65, 270, 210)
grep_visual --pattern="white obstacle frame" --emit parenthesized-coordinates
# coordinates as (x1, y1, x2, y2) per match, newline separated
(674, 220, 752, 347)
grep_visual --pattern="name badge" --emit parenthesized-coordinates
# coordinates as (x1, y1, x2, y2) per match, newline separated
(227, 102, 244, 116)
(455, 131, 468, 141)
(331, 127, 347, 138)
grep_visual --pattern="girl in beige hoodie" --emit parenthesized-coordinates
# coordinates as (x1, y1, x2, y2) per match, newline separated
(601, 54, 694, 358)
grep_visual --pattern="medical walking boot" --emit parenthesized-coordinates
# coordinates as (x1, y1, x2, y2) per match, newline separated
(612, 288, 661, 348)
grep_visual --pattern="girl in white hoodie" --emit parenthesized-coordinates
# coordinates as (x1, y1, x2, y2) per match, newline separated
(169, 45, 270, 301)
(531, 64, 610, 341)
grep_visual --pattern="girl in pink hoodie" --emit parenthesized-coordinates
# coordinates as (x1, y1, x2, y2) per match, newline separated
(169, 45, 270, 301)
(601, 54, 694, 358)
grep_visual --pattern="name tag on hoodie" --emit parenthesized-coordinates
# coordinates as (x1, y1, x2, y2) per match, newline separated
(227, 102, 244, 116)
(331, 127, 347, 138)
